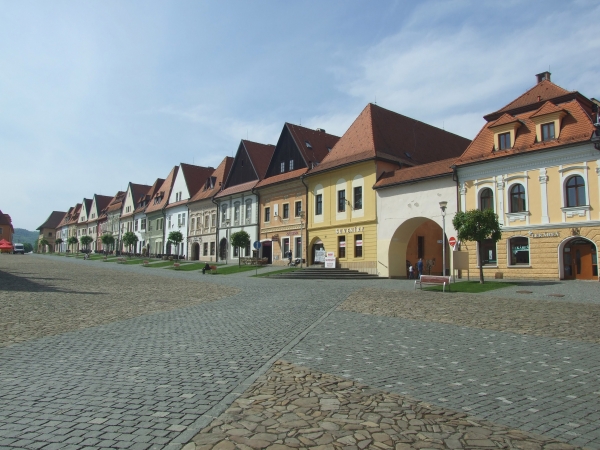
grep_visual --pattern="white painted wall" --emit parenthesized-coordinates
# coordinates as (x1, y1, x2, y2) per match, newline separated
(216, 192, 258, 263)
(376, 176, 458, 278)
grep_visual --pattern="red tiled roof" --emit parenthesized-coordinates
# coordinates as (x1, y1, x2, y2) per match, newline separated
(490, 80, 573, 117)
(145, 166, 179, 214)
(286, 124, 340, 166)
(189, 157, 234, 203)
(133, 178, 164, 214)
(37, 211, 67, 230)
(488, 113, 520, 128)
(255, 168, 308, 189)
(105, 192, 125, 213)
(308, 103, 470, 175)
(455, 99, 595, 166)
(529, 101, 565, 118)
(67, 204, 82, 225)
(121, 183, 153, 218)
(0, 209, 13, 227)
(375, 158, 456, 189)
(243, 140, 275, 179)
(93, 195, 114, 218)
(181, 163, 215, 198)
(214, 180, 258, 199)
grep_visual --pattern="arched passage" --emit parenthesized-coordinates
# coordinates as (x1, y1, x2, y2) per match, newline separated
(309, 236, 325, 265)
(388, 217, 448, 278)
(191, 243, 200, 261)
(558, 236, 598, 280)
(219, 238, 227, 261)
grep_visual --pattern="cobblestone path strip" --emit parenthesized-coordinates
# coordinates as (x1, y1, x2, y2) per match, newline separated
(0, 257, 240, 347)
(340, 288, 600, 344)
(288, 311, 600, 448)
(187, 360, 578, 450)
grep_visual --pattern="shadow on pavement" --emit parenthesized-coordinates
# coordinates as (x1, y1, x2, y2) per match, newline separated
(512, 281, 563, 286)
(0, 270, 105, 295)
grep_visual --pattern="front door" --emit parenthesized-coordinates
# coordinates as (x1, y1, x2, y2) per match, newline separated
(572, 244, 594, 280)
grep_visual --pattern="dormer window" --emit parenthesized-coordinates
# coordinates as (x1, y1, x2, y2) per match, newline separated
(281, 162, 285, 173)
(305, 141, 312, 148)
(541, 122, 555, 141)
(498, 133, 511, 150)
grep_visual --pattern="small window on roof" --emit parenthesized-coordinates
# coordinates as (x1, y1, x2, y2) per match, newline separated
(498, 132, 511, 150)
(404, 152, 412, 159)
(327, 147, 331, 152)
(305, 141, 312, 148)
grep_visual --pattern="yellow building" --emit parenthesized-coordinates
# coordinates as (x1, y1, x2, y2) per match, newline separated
(305, 104, 470, 275)
(455, 72, 600, 281)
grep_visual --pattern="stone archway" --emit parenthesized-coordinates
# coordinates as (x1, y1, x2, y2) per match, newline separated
(388, 217, 448, 278)
(219, 238, 227, 261)
(309, 236, 325, 265)
(558, 236, 598, 280)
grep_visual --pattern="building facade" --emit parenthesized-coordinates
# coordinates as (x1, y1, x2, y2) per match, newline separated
(145, 166, 178, 257)
(36, 211, 66, 253)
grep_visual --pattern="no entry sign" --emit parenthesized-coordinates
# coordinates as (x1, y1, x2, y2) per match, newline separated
(448, 236, 457, 247)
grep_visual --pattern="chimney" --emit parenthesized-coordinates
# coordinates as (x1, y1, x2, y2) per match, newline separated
(536, 71, 551, 83)
(316, 128, 326, 133)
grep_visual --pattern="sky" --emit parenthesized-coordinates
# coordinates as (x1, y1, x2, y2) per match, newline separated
(1, 0, 599, 230)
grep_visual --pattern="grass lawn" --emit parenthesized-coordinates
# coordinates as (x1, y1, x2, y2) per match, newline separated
(168, 262, 220, 271)
(143, 260, 183, 268)
(207, 264, 265, 275)
(254, 268, 299, 277)
(424, 281, 516, 293)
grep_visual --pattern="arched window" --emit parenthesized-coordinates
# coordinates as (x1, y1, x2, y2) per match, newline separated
(566, 175, 586, 207)
(479, 188, 494, 211)
(510, 184, 526, 212)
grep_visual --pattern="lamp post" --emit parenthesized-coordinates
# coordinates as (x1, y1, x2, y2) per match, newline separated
(439, 201, 448, 277)
(224, 219, 230, 264)
(299, 211, 305, 269)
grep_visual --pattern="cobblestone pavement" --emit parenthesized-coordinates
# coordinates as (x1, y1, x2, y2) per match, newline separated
(339, 288, 600, 344)
(188, 360, 577, 450)
(0, 255, 599, 449)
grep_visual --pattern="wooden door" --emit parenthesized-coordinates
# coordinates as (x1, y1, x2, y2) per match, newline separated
(572, 245, 593, 280)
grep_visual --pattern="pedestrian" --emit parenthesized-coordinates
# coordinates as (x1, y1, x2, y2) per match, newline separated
(202, 262, 211, 274)
(417, 258, 424, 278)
(408, 263, 414, 279)
(287, 250, 292, 265)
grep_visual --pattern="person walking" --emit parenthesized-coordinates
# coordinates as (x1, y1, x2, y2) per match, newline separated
(417, 258, 424, 278)
(408, 263, 414, 279)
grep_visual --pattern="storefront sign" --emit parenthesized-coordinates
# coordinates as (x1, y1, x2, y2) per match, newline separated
(325, 252, 336, 268)
(271, 234, 279, 241)
(339, 241, 346, 247)
(336, 226, 364, 234)
(286, 231, 299, 236)
(356, 240, 363, 246)
(528, 231, 560, 238)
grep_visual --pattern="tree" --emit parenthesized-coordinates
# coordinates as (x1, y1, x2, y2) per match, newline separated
(167, 231, 184, 259)
(55, 238, 63, 253)
(230, 230, 250, 266)
(101, 234, 115, 254)
(122, 231, 138, 257)
(80, 235, 93, 253)
(452, 209, 502, 284)
(39, 238, 49, 253)
(23, 243, 33, 253)
(67, 236, 79, 254)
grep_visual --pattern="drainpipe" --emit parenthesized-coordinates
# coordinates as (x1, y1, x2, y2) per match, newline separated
(300, 173, 309, 268)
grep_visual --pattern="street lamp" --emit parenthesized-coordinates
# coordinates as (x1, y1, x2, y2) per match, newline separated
(439, 201, 448, 277)
(224, 219, 230, 264)
(299, 211, 305, 269)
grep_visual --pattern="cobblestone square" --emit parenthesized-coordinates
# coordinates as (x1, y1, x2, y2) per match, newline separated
(1, 255, 599, 449)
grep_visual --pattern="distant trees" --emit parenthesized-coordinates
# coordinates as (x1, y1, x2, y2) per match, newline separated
(55, 238, 63, 252)
(230, 231, 250, 266)
(23, 243, 33, 253)
(67, 236, 79, 254)
(122, 231, 138, 257)
(167, 231, 183, 258)
(38, 238, 49, 253)
(101, 234, 115, 254)
(452, 209, 502, 284)
(80, 235, 93, 252)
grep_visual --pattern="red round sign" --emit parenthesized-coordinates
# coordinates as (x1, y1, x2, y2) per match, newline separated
(448, 237, 457, 247)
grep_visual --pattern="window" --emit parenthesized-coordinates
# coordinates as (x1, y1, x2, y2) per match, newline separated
(245, 241, 250, 257)
(354, 186, 363, 210)
(190, 218, 195, 231)
(282, 238, 290, 258)
(338, 190, 346, 212)
(203, 242, 208, 256)
(134, 220, 138, 232)
(479, 239, 497, 266)
(479, 188, 494, 211)
(233, 245, 239, 257)
(168, 216, 172, 229)
(234, 203, 240, 223)
(498, 132, 511, 150)
(295, 201, 302, 217)
(264, 206, 271, 222)
(509, 237, 530, 265)
(355, 234, 363, 258)
(181, 213, 185, 227)
(281, 162, 285, 173)
(245, 200, 252, 222)
(417, 236, 425, 259)
(541, 122, 555, 141)
(295, 237, 302, 259)
(221, 204, 228, 224)
(566, 175, 586, 207)
(211, 214, 216, 227)
(210, 242, 215, 255)
(141, 219, 146, 230)
(48, 232, 52, 237)
(338, 236, 346, 258)
(315, 194, 323, 215)
(289, 160, 294, 170)
(510, 184, 527, 212)
(283, 203, 289, 219)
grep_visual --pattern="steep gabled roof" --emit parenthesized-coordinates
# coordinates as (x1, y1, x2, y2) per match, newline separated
(255, 168, 307, 189)
(133, 178, 165, 214)
(121, 182, 152, 218)
(308, 103, 471, 175)
(0, 209, 14, 227)
(145, 166, 179, 214)
(105, 192, 125, 214)
(81, 198, 93, 219)
(488, 113, 520, 128)
(455, 99, 596, 166)
(67, 204, 82, 225)
(181, 163, 215, 198)
(489, 80, 573, 118)
(92, 195, 114, 219)
(374, 158, 456, 189)
(215, 180, 259, 199)
(189, 156, 234, 204)
(286, 123, 340, 167)
(243, 140, 276, 180)
(37, 211, 67, 231)
(529, 101, 565, 118)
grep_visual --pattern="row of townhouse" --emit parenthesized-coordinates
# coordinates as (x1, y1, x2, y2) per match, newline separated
(42, 72, 600, 280)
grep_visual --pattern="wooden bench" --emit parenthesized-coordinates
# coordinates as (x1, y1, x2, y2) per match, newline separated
(143, 260, 149, 267)
(209, 265, 218, 274)
(173, 262, 181, 270)
(415, 275, 452, 292)
(117, 257, 126, 264)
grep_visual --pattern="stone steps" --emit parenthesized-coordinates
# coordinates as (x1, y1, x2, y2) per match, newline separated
(267, 267, 381, 280)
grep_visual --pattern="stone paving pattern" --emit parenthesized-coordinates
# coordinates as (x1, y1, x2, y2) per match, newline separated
(187, 360, 577, 450)
(1, 255, 599, 449)
(339, 288, 600, 344)
(0, 257, 239, 347)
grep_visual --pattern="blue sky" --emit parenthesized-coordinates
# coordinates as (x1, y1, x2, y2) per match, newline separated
(1, 0, 599, 230)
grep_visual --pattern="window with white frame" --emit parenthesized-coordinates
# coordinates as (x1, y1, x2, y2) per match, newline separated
(479, 188, 494, 211)
(509, 237, 530, 266)
(245, 200, 252, 222)
(509, 184, 527, 212)
(565, 175, 586, 207)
